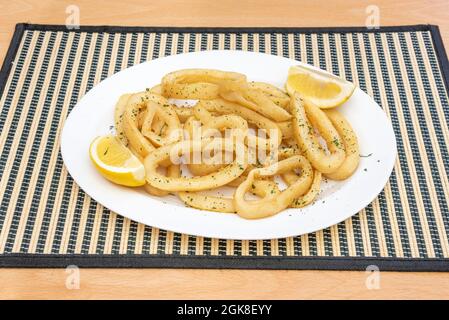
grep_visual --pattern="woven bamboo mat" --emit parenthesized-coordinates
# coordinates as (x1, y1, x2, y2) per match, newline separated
(0, 24, 448, 270)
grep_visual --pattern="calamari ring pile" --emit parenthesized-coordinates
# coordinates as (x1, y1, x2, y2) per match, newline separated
(113, 68, 359, 219)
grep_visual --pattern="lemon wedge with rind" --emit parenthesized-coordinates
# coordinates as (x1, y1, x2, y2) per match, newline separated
(89, 135, 145, 187)
(286, 65, 355, 109)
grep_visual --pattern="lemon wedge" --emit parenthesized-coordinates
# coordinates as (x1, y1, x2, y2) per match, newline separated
(89, 135, 146, 187)
(286, 65, 355, 109)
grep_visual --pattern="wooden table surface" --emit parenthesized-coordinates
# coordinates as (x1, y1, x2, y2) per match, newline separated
(1, 0, 449, 300)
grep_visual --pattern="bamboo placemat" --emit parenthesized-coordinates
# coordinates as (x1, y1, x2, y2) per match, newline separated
(0, 24, 448, 270)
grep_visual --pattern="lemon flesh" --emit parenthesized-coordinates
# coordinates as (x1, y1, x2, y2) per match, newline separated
(286, 65, 355, 109)
(89, 135, 145, 187)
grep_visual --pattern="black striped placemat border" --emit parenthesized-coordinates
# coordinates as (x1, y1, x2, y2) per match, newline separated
(0, 24, 448, 270)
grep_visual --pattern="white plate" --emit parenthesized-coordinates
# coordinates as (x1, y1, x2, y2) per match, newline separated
(61, 50, 396, 240)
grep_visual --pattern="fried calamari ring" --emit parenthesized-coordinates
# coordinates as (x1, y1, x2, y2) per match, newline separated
(193, 103, 282, 170)
(283, 170, 322, 208)
(183, 107, 247, 177)
(143, 165, 177, 198)
(143, 182, 170, 197)
(125, 141, 170, 197)
(164, 82, 220, 100)
(130, 146, 170, 197)
(161, 69, 247, 99)
(323, 109, 360, 180)
(141, 100, 182, 147)
(277, 146, 300, 160)
(151, 114, 167, 135)
(248, 81, 290, 109)
(122, 91, 182, 155)
(122, 93, 155, 157)
(144, 138, 248, 192)
(198, 99, 282, 149)
(114, 93, 132, 145)
(169, 166, 280, 213)
(149, 84, 162, 95)
(291, 93, 345, 174)
(226, 175, 248, 188)
(179, 181, 279, 213)
(172, 101, 218, 123)
(193, 103, 248, 134)
(187, 163, 223, 176)
(189, 104, 249, 176)
(277, 121, 294, 139)
(234, 155, 314, 219)
(180, 190, 236, 213)
(173, 106, 194, 123)
(183, 116, 224, 176)
(221, 88, 292, 122)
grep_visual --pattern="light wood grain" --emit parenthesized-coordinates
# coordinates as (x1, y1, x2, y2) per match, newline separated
(1, 0, 448, 63)
(0, 0, 448, 300)
(1, 269, 449, 300)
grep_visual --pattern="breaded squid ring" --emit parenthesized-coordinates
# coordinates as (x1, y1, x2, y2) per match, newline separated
(277, 120, 294, 139)
(150, 113, 166, 134)
(283, 170, 322, 208)
(173, 107, 194, 123)
(190, 104, 248, 176)
(184, 116, 223, 177)
(126, 143, 170, 197)
(184, 104, 249, 177)
(149, 84, 163, 95)
(221, 88, 292, 122)
(169, 166, 280, 213)
(144, 138, 248, 192)
(164, 82, 220, 100)
(276, 146, 300, 161)
(171, 101, 217, 123)
(180, 191, 236, 213)
(141, 100, 182, 147)
(161, 68, 247, 99)
(143, 182, 170, 197)
(122, 94, 155, 157)
(248, 81, 290, 109)
(114, 93, 132, 145)
(191, 103, 281, 172)
(187, 163, 224, 177)
(323, 109, 360, 180)
(198, 99, 282, 149)
(122, 91, 176, 157)
(234, 155, 314, 219)
(193, 103, 248, 134)
(291, 93, 345, 174)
